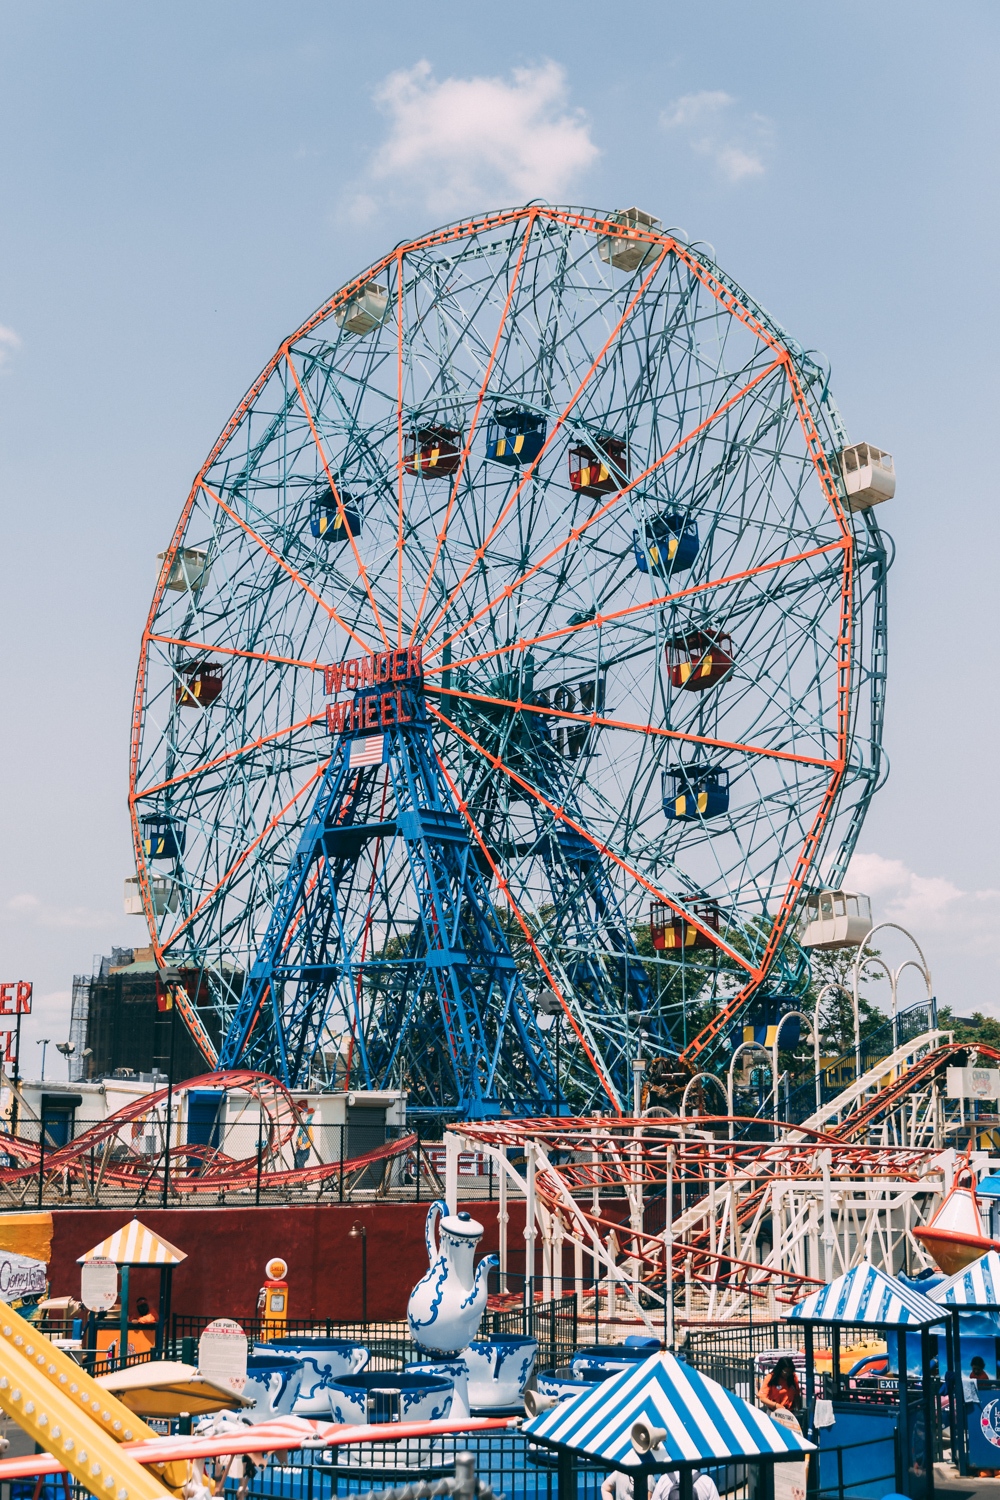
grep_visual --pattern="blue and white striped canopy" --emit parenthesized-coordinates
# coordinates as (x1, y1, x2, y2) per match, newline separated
(930, 1251, 1000, 1308)
(524, 1352, 813, 1467)
(787, 1261, 945, 1327)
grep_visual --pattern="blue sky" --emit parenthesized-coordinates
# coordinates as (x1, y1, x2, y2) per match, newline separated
(1, 0, 997, 1068)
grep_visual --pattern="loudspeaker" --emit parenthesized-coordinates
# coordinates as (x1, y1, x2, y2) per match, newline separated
(524, 1390, 559, 1417)
(631, 1420, 668, 1454)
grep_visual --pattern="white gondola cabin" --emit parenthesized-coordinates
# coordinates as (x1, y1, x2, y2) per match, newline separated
(158, 548, 210, 593)
(334, 282, 389, 335)
(838, 443, 895, 512)
(597, 208, 662, 271)
(798, 889, 873, 949)
(124, 875, 179, 917)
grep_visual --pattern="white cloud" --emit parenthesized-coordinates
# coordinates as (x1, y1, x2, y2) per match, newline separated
(0, 325, 21, 368)
(3, 893, 115, 931)
(847, 851, 1000, 956)
(661, 90, 770, 182)
(358, 59, 599, 216)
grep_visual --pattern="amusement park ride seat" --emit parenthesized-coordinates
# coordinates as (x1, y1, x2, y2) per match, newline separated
(310, 487, 362, 542)
(175, 660, 224, 708)
(662, 766, 729, 820)
(597, 207, 663, 271)
(334, 281, 389, 335)
(634, 513, 699, 576)
(157, 546, 210, 593)
(838, 442, 895, 512)
(140, 816, 185, 861)
(568, 434, 628, 496)
(403, 424, 462, 477)
(124, 874, 179, 916)
(486, 406, 547, 466)
(649, 899, 721, 951)
(665, 631, 734, 691)
(798, 890, 873, 949)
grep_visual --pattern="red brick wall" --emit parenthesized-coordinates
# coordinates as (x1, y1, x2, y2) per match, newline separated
(47, 1200, 526, 1323)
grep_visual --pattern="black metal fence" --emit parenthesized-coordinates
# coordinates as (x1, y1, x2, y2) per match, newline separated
(168, 1297, 579, 1373)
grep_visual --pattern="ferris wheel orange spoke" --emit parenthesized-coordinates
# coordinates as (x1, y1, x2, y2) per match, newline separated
(434, 753, 622, 1115)
(425, 685, 840, 771)
(157, 759, 330, 953)
(418, 244, 670, 652)
(147, 635, 326, 673)
(425, 353, 787, 663)
(428, 702, 755, 972)
(421, 536, 849, 679)
(133, 710, 326, 800)
(284, 350, 392, 650)
(201, 481, 373, 655)
(408, 212, 538, 646)
(395, 250, 405, 647)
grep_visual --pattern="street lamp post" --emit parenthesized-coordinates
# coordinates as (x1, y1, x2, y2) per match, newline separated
(37, 1038, 50, 1083)
(535, 989, 563, 1115)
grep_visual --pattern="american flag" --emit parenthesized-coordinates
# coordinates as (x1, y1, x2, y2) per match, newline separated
(349, 734, 385, 768)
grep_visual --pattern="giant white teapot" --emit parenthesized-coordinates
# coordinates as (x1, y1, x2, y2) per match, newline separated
(407, 1200, 497, 1353)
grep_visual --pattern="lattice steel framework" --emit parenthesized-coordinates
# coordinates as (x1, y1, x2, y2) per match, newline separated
(129, 205, 889, 1114)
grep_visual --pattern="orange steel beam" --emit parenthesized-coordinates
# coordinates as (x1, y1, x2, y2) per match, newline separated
(283, 351, 391, 651)
(419, 243, 671, 653)
(426, 684, 840, 771)
(428, 702, 753, 969)
(395, 250, 405, 647)
(419, 536, 849, 680)
(158, 760, 330, 953)
(434, 756, 622, 1113)
(408, 212, 537, 645)
(147, 634, 326, 674)
(426, 353, 786, 664)
(200, 480, 372, 655)
(133, 709, 325, 801)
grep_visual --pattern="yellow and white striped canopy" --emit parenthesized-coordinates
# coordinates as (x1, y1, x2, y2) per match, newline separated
(77, 1218, 187, 1267)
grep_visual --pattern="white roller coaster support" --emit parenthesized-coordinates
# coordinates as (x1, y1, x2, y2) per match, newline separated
(799, 1031, 951, 1133)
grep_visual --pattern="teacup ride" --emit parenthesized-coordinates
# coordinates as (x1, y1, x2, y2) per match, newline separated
(263, 1336, 369, 1416)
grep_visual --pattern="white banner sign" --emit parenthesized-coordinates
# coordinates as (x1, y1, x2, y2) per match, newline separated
(947, 1066, 1000, 1101)
(81, 1256, 118, 1312)
(198, 1317, 248, 1393)
(0, 1252, 46, 1299)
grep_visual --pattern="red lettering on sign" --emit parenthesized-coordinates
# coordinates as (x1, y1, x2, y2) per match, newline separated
(0, 986, 13, 1017)
(2, 1032, 15, 1065)
(364, 697, 378, 729)
(391, 651, 405, 681)
(327, 702, 348, 733)
(325, 663, 345, 696)
(380, 693, 395, 726)
(350, 701, 364, 732)
(360, 656, 374, 688)
(346, 660, 359, 690)
(15, 982, 31, 1015)
(407, 645, 423, 678)
(396, 690, 412, 723)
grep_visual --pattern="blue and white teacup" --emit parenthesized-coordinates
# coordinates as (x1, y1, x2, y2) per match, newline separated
(535, 1367, 594, 1403)
(570, 1344, 656, 1380)
(405, 1357, 470, 1419)
(465, 1336, 537, 1409)
(325, 1370, 454, 1424)
(266, 1338, 370, 1416)
(242, 1349, 303, 1422)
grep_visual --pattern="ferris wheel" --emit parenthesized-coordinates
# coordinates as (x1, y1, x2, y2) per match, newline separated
(129, 204, 889, 1117)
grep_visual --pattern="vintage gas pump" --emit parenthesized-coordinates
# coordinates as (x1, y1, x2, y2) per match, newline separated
(258, 1256, 289, 1338)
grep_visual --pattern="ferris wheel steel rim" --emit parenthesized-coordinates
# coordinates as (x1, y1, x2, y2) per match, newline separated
(128, 203, 886, 1103)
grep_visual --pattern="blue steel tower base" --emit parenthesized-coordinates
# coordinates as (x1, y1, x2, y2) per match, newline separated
(218, 660, 557, 1118)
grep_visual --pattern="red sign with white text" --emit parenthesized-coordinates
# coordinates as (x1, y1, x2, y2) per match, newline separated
(325, 647, 424, 737)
